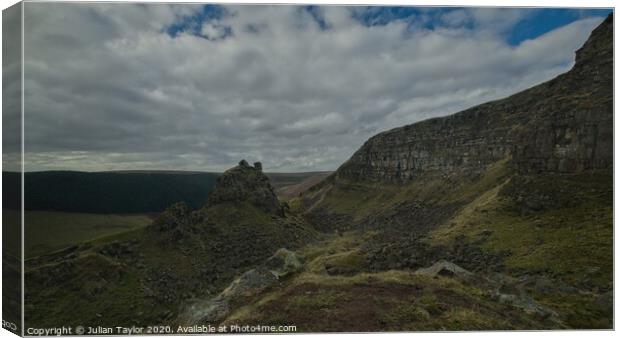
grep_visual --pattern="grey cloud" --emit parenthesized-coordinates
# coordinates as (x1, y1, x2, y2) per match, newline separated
(20, 4, 604, 172)
(3, 3, 23, 172)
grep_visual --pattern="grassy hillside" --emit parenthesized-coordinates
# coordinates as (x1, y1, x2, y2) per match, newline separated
(289, 158, 613, 329)
(268, 172, 332, 200)
(12, 211, 152, 258)
(428, 170, 613, 288)
(24, 199, 318, 329)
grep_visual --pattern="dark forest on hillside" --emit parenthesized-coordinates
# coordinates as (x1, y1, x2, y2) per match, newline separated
(3, 171, 219, 213)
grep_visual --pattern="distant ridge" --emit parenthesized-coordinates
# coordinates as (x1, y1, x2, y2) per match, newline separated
(4, 171, 219, 213)
(4, 169, 331, 213)
(101, 170, 216, 174)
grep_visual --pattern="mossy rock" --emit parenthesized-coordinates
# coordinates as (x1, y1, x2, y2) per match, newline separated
(264, 248, 304, 279)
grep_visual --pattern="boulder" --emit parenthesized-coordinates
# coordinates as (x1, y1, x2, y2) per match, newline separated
(595, 290, 613, 314)
(263, 248, 304, 279)
(182, 296, 230, 324)
(221, 267, 279, 300)
(495, 292, 561, 323)
(415, 260, 475, 281)
(180, 267, 277, 324)
(179, 248, 304, 325)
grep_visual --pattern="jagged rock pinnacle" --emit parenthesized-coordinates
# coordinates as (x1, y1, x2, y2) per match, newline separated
(206, 160, 283, 215)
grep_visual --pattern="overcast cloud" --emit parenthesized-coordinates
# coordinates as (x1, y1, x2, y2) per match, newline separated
(17, 4, 606, 172)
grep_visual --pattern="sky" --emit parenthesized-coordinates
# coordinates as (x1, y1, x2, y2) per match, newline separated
(15, 3, 612, 172)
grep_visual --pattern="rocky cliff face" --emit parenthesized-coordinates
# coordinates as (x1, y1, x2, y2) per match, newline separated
(206, 160, 283, 215)
(512, 14, 613, 173)
(336, 14, 612, 181)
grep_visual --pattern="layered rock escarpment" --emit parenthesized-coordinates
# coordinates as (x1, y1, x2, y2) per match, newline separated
(336, 14, 612, 181)
(512, 14, 613, 173)
(206, 160, 284, 215)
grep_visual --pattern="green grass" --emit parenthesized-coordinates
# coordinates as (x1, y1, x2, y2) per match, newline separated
(295, 161, 612, 329)
(24, 254, 167, 328)
(429, 170, 613, 289)
(421, 168, 613, 326)
(203, 201, 272, 226)
(24, 199, 320, 329)
(226, 265, 556, 331)
(535, 292, 611, 329)
(290, 289, 350, 310)
(224, 231, 558, 331)
(301, 232, 360, 272)
(304, 157, 511, 223)
(17, 210, 152, 258)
